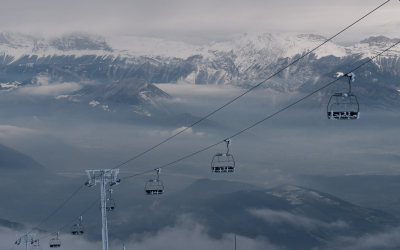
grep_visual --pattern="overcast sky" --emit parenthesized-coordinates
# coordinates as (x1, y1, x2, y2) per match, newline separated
(1, 0, 399, 45)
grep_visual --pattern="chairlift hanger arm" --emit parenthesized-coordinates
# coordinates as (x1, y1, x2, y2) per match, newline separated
(344, 72, 355, 94)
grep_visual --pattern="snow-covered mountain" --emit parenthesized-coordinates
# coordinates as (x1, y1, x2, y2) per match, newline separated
(1, 31, 399, 109)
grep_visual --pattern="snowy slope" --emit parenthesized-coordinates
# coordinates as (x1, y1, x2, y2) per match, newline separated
(1, 31, 399, 92)
(2, 31, 399, 63)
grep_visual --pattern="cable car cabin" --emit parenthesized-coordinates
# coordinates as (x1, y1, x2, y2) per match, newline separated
(327, 93, 360, 120)
(71, 224, 85, 235)
(211, 153, 235, 173)
(145, 179, 164, 195)
(49, 238, 61, 248)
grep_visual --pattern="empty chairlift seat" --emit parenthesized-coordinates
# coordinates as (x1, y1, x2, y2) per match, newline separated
(327, 72, 360, 120)
(71, 216, 85, 235)
(211, 153, 235, 173)
(31, 240, 42, 250)
(49, 239, 61, 248)
(49, 232, 61, 248)
(211, 139, 235, 173)
(145, 168, 164, 195)
(327, 93, 360, 120)
(105, 199, 116, 211)
(99, 189, 116, 211)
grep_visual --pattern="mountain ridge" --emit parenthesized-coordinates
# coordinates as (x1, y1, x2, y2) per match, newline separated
(1, 31, 399, 110)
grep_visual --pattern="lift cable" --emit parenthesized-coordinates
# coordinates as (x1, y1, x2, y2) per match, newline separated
(24, 39, 400, 243)
(37, 197, 100, 241)
(109, 0, 391, 171)
(27, 183, 86, 234)
(21, 0, 392, 236)
(120, 40, 400, 180)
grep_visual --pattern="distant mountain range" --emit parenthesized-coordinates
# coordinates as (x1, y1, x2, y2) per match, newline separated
(1, 31, 399, 110)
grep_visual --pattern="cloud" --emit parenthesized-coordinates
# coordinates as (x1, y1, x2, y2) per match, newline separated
(141, 126, 205, 138)
(115, 215, 281, 250)
(17, 82, 82, 96)
(1, 0, 399, 45)
(171, 127, 204, 137)
(155, 83, 243, 98)
(314, 227, 400, 250)
(5, 215, 281, 250)
(0, 125, 36, 139)
(1, 226, 102, 250)
(249, 209, 348, 231)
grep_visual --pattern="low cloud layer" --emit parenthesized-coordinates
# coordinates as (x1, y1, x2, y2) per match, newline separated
(315, 227, 400, 250)
(141, 126, 205, 138)
(6, 215, 281, 250)
(17, 82, 82, 96)
(249, 209, 348, 231)
(0, 125, 36, 139)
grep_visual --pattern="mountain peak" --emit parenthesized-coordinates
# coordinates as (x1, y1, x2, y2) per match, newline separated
(49, 33, 112, 51)
(360, 36, 400, 46)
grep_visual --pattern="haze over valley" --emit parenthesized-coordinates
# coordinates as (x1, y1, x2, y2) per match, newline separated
(1, 1, 400, 249)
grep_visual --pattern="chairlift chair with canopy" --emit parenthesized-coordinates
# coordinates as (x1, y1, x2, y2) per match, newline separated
(31, 239, 42, 250)
(49, 231, 61, 248)
(211, 139, 235, 173)
(145, 168, 164, 195)
(71, 216, 85, 235)
(99, 189, 116, 212)
(327, 72, 360, 120)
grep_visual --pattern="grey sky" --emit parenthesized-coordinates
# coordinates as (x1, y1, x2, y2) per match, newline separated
(1, 0, 400, 45)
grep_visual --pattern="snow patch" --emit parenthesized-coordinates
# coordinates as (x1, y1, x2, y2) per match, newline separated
(0, 81, 21, 90)
(335, 72, 344, 78)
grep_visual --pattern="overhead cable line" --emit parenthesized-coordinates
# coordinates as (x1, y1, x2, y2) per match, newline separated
(28, 183, 86, 234)
(22, 0, 392, 236)
(120, 40, 400, 180)
(24, 35, 400, 246)
(110, 0, 391, 171)
(36, 197, 100, 241)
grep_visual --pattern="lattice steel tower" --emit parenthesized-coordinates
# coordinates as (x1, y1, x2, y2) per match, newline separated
(15, 233, 36, 250)
(86, 169, 120, 250)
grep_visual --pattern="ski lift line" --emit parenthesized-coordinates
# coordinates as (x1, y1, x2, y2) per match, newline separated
(108, 0, 391, 172)
(21, 39, 400, 247)
(120, 40, 400, 181)
(13, 1, 393, 241)
(37, 197, 101, 241)
(28, 183, 86, 234)
(204, 40, 400, 140)
(120, 141, 224, 180)
(11, 41, 400, 248)
(22, 38, 400, 244)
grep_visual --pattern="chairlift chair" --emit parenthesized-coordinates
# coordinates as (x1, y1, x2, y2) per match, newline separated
(71, 216, 85, 235)
(49, 231, 61, 248)
(31, 240, 42, 250)
(327, 72, 360, 120)
(211, 139, 235, 173)
(99, 189, 116, 211)
(145, 168, 164, 195)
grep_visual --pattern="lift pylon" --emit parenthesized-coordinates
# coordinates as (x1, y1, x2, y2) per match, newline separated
(86, 169, 120, 250)
(15, 233, 36, 250)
